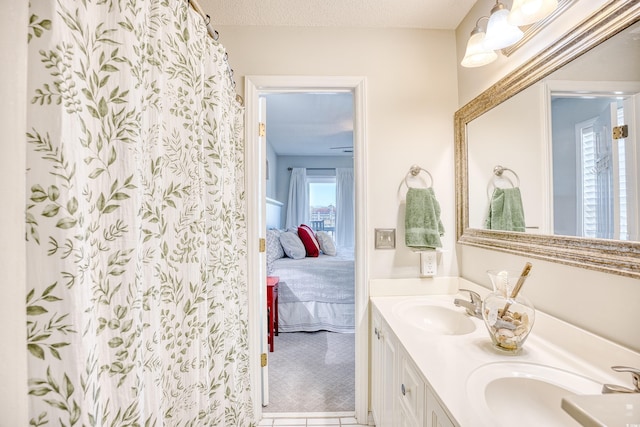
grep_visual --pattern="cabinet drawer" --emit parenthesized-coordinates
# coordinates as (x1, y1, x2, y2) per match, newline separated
(398, 352, 425, 423)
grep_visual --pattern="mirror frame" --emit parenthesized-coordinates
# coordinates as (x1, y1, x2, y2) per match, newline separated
(455, 0, 640, 279)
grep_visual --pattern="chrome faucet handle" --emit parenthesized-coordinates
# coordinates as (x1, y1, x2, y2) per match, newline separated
(612, 366, 640, 391)
(602, 384, 636, 394)
(602, 366, 640, 393)
(459, 288, 482, 305)
(454, 289, 483, 318)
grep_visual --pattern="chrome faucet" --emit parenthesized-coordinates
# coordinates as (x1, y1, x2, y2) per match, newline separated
(454, 289, 482, 319)
(602, 366, 640, 394)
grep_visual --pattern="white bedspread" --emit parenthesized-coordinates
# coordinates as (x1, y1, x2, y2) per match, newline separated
(272, 250, 354, 333)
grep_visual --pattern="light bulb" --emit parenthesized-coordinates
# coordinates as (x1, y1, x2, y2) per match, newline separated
(484, 2, 524, 51)
(461, 31, 498, 68)
(509, 0, 558, 26)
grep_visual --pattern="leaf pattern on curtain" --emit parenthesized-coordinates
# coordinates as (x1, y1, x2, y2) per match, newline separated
(26, 0, 254, 425)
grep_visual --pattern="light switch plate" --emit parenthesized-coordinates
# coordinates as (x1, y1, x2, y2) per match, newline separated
(375, 228, 396, 249)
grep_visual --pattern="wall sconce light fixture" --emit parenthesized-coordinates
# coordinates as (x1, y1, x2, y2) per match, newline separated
(461, 0, 559, 68)
(461, 17, 498, 68)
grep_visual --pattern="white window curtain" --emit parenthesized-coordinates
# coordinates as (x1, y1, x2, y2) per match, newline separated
(285, 168, 309, 229)
(25, 1, 253, 425)
(336, 168, 355, 248)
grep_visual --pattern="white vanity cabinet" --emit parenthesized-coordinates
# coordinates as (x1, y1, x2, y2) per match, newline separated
(371, 305, 455, 427)
(371, 308, 397, 427)
(369, 282, 640, 427)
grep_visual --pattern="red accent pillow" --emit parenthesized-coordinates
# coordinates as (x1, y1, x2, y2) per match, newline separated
(298, 224, 320, 257)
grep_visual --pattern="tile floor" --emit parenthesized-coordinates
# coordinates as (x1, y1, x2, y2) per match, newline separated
(259, 412, 371, 426)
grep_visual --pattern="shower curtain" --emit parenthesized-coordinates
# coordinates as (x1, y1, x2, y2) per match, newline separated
(26, 0, 253, 425)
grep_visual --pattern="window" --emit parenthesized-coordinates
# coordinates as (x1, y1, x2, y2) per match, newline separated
(577, 118, 598, 238)
(308, 176, 336, 236)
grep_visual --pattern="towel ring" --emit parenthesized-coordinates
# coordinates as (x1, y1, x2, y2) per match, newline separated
(493, 165, 520, 188)
(404, 164, 433, 189)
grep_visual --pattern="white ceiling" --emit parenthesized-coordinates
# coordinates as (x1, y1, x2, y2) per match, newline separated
(202, 0, 477, 30)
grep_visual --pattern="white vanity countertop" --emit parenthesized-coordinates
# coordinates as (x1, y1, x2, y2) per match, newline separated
(370, 277, 640, 427)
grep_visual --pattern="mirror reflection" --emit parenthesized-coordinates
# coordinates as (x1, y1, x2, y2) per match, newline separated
(551, 89, 639, 240)
(467, 21, 640, 241)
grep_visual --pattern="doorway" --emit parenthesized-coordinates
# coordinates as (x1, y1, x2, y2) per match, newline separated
(264, 91, 354, 413)
(244, 76, 368, 423)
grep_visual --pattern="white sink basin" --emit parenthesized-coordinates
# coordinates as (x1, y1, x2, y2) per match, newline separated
(392, 298, 476, 335)
(467, 362, 603, 427)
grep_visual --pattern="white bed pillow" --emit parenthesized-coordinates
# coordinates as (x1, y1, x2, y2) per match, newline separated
(266, 229, 285, 274)
(279, 231, 306, 259)
(316, 231, 337, 256)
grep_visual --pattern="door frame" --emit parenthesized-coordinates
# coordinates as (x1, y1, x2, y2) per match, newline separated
(244, 75, 369, 423)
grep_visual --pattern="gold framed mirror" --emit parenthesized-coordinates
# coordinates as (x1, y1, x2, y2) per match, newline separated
(455, 1, 640, 279)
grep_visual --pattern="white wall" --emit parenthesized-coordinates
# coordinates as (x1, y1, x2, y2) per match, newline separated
(221, 26, 460, 278)
(266, 140, 278, 199)
(1, 1, 28, 425)
(456, 2, 640, 352)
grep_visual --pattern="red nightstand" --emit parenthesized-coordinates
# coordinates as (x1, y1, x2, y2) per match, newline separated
(266, 276, 279, 352)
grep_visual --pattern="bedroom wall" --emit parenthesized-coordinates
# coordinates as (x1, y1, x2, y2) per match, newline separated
(456, 0, 640, 352)
(220, 25, 460, 278)
(266, 140, 278, 199)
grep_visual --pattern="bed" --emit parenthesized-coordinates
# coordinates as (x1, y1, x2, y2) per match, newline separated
(271, 248, 355, 333)
(265, 197, 355, 333)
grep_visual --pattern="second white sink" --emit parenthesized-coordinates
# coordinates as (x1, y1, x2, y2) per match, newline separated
(467, 362, 603, 427)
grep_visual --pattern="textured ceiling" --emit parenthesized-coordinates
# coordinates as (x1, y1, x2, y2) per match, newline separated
(201, 0, 478, 30)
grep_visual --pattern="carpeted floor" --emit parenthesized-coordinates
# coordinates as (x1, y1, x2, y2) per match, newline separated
(266, 331, 355, 413)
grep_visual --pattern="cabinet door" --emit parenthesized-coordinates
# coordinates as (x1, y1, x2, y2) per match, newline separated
(398, 403, 420, 427)
(371, 311, 383, 425)
(426, 388, 456, 427)
(380, 327, 397, 427)
(371, 308, 398, 427)
(398, 350, 425, 427)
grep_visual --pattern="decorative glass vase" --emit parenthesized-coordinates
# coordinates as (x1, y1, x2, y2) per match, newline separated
(483, 270, 535, 353)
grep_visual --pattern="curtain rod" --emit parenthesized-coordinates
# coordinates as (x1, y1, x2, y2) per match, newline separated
(188, 0, 244, 106)
(188, 0, 218, 40)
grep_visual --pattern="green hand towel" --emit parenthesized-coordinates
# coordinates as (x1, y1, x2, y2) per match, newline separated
(485, 187, 526, 232)
(405, 187, 444, 249)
